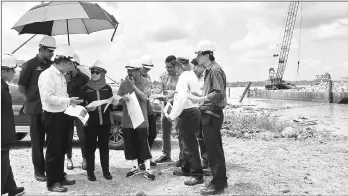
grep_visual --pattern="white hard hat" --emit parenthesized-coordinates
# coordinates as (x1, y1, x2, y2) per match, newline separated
(126, 59, 142, 70)
(195, 39, 216, 54)
(141, 55, 154, 69)
(54, 44, 75, 60)
(91, 60, 106, 71)
(39, 36, 56, 49)
(73, 53, 80, 65)
(2, 53, 17, 68)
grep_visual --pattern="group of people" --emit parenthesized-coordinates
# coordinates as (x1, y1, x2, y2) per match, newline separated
(1, 35, 228, 195)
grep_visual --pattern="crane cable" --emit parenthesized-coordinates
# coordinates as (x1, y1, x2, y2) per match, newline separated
(297, 1, 303, 74)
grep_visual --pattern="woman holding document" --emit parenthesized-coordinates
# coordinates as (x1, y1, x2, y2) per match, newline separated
(166, 57, 204, 186)
(80, 60, 117, 181)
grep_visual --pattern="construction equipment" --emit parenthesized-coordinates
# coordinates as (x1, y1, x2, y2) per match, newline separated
(265, 1, 301, 90)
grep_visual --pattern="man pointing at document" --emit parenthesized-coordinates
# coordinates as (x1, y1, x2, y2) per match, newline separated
(38, 44, 83, 192)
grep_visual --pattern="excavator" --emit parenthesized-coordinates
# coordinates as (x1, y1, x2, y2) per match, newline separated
(265, 1, 302, 90)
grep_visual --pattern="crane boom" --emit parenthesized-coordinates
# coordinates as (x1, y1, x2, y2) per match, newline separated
(275, 1, 300, 81)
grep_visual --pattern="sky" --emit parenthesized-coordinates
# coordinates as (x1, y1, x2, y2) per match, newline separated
(1, 1, 348, 82)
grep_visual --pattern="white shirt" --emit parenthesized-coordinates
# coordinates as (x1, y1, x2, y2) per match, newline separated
(169, 71, 201, 120)
(198, 70, 206, 95)
(38, 65, 70, 113)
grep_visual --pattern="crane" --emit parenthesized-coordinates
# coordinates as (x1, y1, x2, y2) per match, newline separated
(265, 1, 300, 90)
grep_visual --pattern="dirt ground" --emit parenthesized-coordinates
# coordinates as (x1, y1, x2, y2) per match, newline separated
(8, 134, 348, 196)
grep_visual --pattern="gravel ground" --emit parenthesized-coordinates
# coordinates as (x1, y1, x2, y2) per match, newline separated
(7, 133, 348, 196)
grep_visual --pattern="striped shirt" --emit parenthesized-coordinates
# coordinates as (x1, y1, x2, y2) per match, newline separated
(200, 61, 227, 111)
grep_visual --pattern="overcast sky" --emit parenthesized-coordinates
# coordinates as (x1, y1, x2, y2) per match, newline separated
(1, 1, 348, 82)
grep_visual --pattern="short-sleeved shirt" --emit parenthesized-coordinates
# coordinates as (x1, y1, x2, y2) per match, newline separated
(159, 71, 179, 95)
(117, 77, 151, 129)
(18, 55, 52, 114)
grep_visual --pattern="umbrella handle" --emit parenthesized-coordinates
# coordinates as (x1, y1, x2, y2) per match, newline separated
(111, 23, 118, 42)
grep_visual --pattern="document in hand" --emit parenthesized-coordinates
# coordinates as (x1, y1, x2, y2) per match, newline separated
(125, 92, 144, 129)
(103, 94, 122, 113)
(163, 102, 173, 118)
(86, 99, 111, 108)
(64, 105, 89, 125)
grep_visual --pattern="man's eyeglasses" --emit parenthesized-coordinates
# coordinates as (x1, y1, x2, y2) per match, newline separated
(91, 69, 101, 75)
(165, 66, 174, 70)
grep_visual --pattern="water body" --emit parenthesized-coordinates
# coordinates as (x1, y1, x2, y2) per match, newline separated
(227, 87, 348, 136)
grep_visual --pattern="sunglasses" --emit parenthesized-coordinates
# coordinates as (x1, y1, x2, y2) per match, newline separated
(91, 69, 101, 75)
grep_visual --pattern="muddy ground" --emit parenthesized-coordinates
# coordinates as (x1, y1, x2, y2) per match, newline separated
(8, 132, 348, 195)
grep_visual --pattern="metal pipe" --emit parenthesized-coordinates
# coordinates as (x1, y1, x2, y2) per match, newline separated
(11, 35, 37, 54)
(66, 19, 70, 45)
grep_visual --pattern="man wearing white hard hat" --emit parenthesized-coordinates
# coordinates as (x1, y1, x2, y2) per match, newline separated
(17, 35, 56, 182)
(138, 55, 157, 169)
(118, 59, 155, 181)
(188, 40, 228, 195)
(38, 44, 83, 192)
(65, 53, 89, 171)
(1, 53, 26, 196)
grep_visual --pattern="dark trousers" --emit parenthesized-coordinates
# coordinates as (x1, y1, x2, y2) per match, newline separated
(123, 128, 152, 161)
(147, 114, 157, 148)
(42, 111, 70, 187)
(30, 114, 46, 174)
(197, 123, 209, 165)
(178, 108, 203, 178)
(201, 110, 227, 189)
(162, 115, 183, 159)
(67, 118, 86, 159)
(1, 148, 18, 194)
(85, 124, 110, 176)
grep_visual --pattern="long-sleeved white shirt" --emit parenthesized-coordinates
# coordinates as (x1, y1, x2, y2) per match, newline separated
(169, 71, 201, 120)
(38, 65, 70, 113)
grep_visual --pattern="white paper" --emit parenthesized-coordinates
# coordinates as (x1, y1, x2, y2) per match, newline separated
(64, 105, 89, 125)
(163, 102, 173, 119)
(103, 95, 123, 113)
(86, 99, 111, 108)
(125, 92, 145, 129)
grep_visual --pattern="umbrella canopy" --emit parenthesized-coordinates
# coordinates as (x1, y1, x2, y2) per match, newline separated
(12, 1, 118, 42)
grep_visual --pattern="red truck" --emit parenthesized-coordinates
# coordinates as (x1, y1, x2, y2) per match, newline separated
(10, 65, 162, 150)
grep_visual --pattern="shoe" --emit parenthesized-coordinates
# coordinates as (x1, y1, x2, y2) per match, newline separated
(34, 173, 46, 182)
(88, 174, 96, 181)
(184, 177, 204, 186)
(82, 159, 87, 170)
(103, 173, 113, 180)
(176, 159, 184, 167)
(144, 170, 155, 181)
(47, 182, 67, 192)
(67, 159, 74, 170)
(8, 187, 25, 196)
(200, 187, 224, 195)
(150, 161, 157, 167)
(154, 155, 172, 163)
(202, 161, 209, 169)
(139, 163, 146, 170)
(205, 182, 228, 189)
(126, 168, 140, 177)
(173, 169, 191, 176)
(60, 178, 76, 186)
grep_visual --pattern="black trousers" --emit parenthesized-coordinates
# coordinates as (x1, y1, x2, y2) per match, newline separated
(67, 117, 86, 159)
(201, 110, 227, 189)
(178, 108, 203, 178)
(123, 128, 152, 161)
(147, 114, 157, 148)
(1, 148, 18, 194)
(42, 111, 70, 187)
(30, 114, 46, 174)
(85, 125, 110, 176)
(197, 123, 209, 165)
